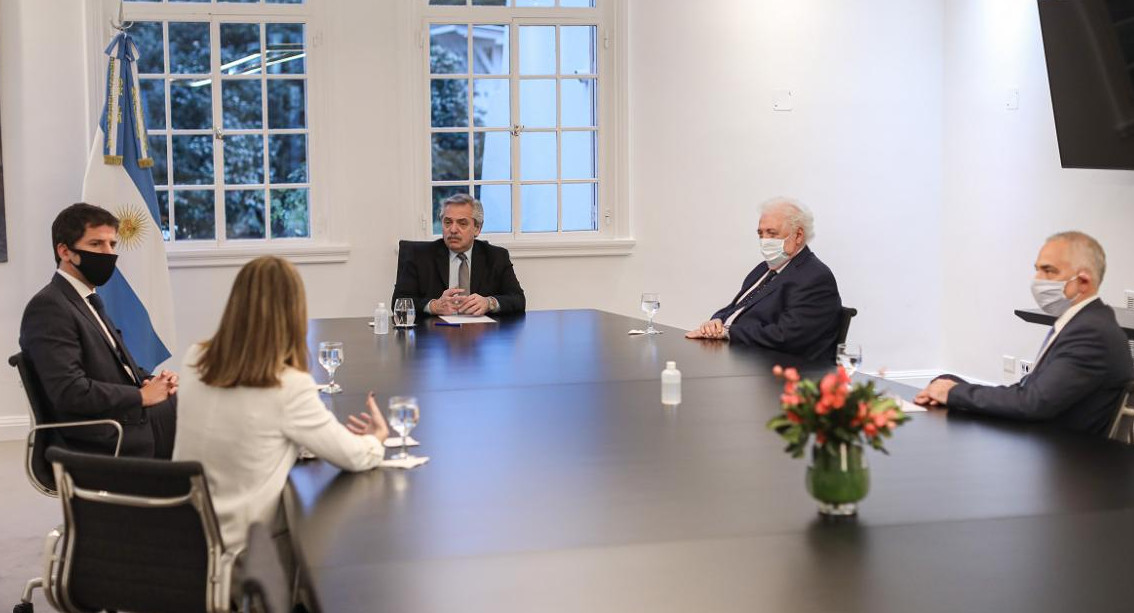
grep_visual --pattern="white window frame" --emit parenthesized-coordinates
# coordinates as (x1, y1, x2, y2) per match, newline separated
(414, 0, 632, 259)
(84, 0, 348, 268)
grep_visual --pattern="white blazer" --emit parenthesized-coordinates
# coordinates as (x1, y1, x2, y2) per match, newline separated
(173, 344, 384, 551)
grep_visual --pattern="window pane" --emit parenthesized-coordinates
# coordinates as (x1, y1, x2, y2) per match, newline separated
(431, 185, 466, 234)
(560, 26, 596, 75)
(430, 25, 468, 74)
(561, 78, 596, 127)
(172, 135, 214, 184)
(140, 79, 165, 130)
(266, 23, 305, 75)
(132, 22, 165, 74)
(221, 23, 262, 75)
(432, 133, 469, 181)
(222, 0, 260, 3)
(224, 135, 264, 185)
(561, 130, 595, 179)
(149, 135, 168, 184)
(472, 0, 507, 5)
(225, 190, 265, 239)
(267, 79, 306, 128)
(520, 131, 556, 181)
(473, 78, 508, 128)
(156, 190, 170, 241)
(516, 0, 554, 6)
(431, 0, 466, 4)
(520, 79, 556, 128)
(562, 183, 596, 231)
(432, 79, 469, 128)
(169, 22, 210, 74)
(472, 25, 508, 75)
(269, 134, 308, 183)
(560, 0, 596, 7)
(519, 26, 555, 75)
(266, 0, 305, 4)
(521, 184, 556, 232)
(476, 184, 511, 232)
(223, 80, 263, 129)
(270, 188, 310, 238)
(170, 79, 212, 129)
(173, 189, 215, 240)
(473, 132, 510, 181)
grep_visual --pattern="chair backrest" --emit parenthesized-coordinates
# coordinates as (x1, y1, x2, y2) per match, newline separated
(46, 447, 232, 613)
(9, 352, 61, 495)
(242, 523, 292, 613)
(836, 307, 858, 346)
(1107, 381, 1134, 445)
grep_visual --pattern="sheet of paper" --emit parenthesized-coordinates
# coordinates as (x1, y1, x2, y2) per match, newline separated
(897, 397, 928, 413)
(440, 314, 497, 324)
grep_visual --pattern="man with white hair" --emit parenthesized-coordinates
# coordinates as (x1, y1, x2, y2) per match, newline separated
(916, 231, 1133, 436)
(686, 197, 843, 362)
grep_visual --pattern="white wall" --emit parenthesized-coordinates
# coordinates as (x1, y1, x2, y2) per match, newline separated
(942, 0, 1134, 383)
(0, 0, 948, 436)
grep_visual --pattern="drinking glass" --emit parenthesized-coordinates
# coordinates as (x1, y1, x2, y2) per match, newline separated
(393, 298, 416, 328)
(640, 293, 661, 335)
(318, 341, 344, 394)
(387, 396, 420, 460)
(836, 343, 862, 378)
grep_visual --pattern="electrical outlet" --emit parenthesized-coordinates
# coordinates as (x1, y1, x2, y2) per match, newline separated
(1019, 359, 1034, 376)
(1002, 355, 1017, 374)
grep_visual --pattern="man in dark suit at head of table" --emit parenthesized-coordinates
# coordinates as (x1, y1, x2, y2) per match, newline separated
(19, 203, 178, 458)
(393, 193, 525, 317)
(685, 197, 843, 363)
(915, 231, 1133, 436)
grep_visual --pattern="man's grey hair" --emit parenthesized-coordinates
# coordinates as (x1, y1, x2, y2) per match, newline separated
(1047, 230, 1107, 284)
(759, 197, 815, 243)
(441, 193, 484, 229)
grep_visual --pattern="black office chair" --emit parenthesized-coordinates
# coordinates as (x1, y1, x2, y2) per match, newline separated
(10, 353, 123, 613)
(241, 523, 292, 613)
(1107, 381, 1134, 445)
(41, 447, 238, 613)
(836, 307, 858, 346)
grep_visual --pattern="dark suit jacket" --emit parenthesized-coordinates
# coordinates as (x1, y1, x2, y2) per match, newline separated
(19, 273, 157, 456)
(945, 298, 1134, 436)
(711, 246, 843, 362)
(392, 239, 525, 315)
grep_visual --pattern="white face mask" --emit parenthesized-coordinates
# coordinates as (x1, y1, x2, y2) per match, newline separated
(760, 238, 790, 269)
(1030, 277, 1078, 316)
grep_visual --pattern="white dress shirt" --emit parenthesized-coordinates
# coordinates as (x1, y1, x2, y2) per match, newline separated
(173, 344, 385, 551)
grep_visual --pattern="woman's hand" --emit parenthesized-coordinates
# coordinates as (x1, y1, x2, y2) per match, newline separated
(346, 391, 390, 442)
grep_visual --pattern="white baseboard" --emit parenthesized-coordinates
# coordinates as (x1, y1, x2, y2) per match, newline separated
(0, 415, 30, 442)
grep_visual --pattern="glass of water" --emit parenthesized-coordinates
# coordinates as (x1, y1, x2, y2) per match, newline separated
(318, 341, 344, 394)
(836, 343, 862, 378)
(387, 396, 420, 460)
(640, 293, 661, 334)
(393, 298, 416, 328)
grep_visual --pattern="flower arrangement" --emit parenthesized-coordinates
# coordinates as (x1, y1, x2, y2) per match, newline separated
(766, 365, 911, 458)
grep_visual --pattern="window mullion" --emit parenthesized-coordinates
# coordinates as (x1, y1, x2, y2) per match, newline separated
(509, 20, 521, 238)
(261, 22, 272, 240)
(211, 20, 226, 246)
(555, 24, 563, 235)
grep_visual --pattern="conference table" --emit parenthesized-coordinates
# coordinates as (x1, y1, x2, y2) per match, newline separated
(289, 309, 1134, 613)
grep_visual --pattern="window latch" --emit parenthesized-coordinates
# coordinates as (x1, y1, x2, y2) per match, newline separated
(213, 127, 224, 141)
(510, 124, 524, 136)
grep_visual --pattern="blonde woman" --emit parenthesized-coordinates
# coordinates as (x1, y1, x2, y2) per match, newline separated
(173, 256, 388, 552)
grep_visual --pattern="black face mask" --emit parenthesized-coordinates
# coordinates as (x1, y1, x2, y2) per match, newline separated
(70, 248, 119, 287)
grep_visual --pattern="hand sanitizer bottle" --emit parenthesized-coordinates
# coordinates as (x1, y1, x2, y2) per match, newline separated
(661, 361, 681, 405)
(374, 303, 390, 335)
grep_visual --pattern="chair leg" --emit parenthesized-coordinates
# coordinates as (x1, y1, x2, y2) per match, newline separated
(13, 577, 41, 613)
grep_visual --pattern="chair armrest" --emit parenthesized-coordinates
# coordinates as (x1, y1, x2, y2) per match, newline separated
(30, 420, 125, 457)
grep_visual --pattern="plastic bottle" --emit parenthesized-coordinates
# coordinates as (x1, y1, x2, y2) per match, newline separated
(661, 361, 681, 405)
(374, 303, 390, 335)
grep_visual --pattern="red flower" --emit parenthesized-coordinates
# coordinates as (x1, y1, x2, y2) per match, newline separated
(815, 431, 827, 446)
(786, 410, 802, 424)
(820, 373, 838, 395)
(784, 381, 797, 395)
(772, 365, 784, 377)
(815, 400, 830, 415)
(836, 365, 851, 385)
(864, 423, 878, 437)
(784, 368, 800, 382)
(781, 393, 801, 406)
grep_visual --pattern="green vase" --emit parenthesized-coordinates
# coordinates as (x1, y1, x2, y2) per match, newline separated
(805, 442, 870, 516)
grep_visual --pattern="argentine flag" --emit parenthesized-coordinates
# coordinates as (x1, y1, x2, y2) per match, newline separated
(81, 32, 175, 372)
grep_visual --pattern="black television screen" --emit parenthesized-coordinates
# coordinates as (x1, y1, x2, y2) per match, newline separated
(1038, 0, 1134, 170)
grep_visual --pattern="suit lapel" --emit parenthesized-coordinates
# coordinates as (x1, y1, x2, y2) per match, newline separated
(52, 274, 130, 370)
(433, 240, 450, 290)
(731, 262, 770, 306)
(470, 241, 487, 294)
(744, 246, 814, 310)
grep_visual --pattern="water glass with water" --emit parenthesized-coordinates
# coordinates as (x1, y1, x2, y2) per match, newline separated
(393, 298, 416, 328)
(318, 341, 344, 394)
(641, 293, 661, 335)
(836, 343, 862, 378)
(388, 396, 420, 460)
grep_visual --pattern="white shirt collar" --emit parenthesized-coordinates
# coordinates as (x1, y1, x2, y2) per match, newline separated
(1053, 294, 1100, 334)
(57, 268, 94, 299)
(449, 247, 472, 265)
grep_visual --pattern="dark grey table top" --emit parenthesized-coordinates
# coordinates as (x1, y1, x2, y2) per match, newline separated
(289, 310, 1134, 613)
